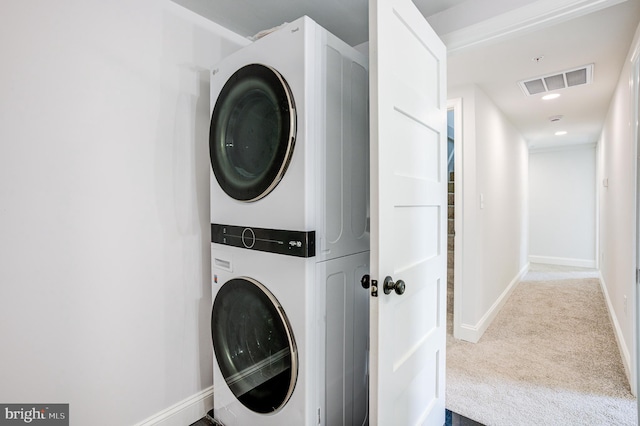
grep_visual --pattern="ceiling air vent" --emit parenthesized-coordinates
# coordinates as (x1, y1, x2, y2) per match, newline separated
(518, 64, 593, 96)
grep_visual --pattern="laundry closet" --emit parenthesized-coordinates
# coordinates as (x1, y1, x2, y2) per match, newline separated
(208, 16, 370, 425)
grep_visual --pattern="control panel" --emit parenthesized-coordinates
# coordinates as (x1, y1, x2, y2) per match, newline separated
(211, 223, 315, 258)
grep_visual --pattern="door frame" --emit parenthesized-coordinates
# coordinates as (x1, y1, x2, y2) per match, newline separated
(448, 97, 464, 339)
(633, 50, 640, 420)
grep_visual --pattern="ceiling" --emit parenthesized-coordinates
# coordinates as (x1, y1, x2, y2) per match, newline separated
(445, 0, 640, 149)
(173, 0, 640, 149)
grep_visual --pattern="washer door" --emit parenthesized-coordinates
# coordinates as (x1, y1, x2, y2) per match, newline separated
(211, 277, 298, 413)
(210, 64, 296, 202)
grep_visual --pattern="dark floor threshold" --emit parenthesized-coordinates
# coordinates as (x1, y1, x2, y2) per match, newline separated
(189, 409, 216, 426)
(446, 408, 485, 426)
(191, 409, 484, 425)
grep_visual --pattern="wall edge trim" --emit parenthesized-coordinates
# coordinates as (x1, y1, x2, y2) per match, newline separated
(456, 263, 529, 343)
(133, 386, 214, 426)
(598, 272, 634, 395)
(529, 255, 596, 269)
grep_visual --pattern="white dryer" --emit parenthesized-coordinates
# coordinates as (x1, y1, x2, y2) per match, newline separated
(209, 16, 369, 261)
(210, 247, 369, 426)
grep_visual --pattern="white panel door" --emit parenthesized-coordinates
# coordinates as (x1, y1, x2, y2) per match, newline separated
(368, 0, 447, 424)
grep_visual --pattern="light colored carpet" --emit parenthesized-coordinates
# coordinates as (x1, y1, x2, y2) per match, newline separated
(446, 265, 636, 425)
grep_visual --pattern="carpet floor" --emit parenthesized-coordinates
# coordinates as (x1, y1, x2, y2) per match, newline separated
(446, 264, 636, 425)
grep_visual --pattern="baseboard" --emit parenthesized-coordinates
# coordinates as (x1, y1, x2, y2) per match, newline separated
(134, 386, 213, 426)
(528, 255, 596, 269)
(457, 263, 529, 343)
(598, 272, 634, 396)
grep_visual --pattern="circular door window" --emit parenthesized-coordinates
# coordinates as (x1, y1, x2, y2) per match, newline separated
(211, 277, 298, 413)
(210, 64, 296, 202)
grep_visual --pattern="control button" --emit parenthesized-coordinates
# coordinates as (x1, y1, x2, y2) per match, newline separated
(242, 228, 256, 248)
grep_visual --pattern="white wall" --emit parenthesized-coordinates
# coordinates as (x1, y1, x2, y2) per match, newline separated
(597, 20, 640, 393)
(449, 85, 529, 343)
(0, 1, 248, 424)
(529, 145, 597, 268)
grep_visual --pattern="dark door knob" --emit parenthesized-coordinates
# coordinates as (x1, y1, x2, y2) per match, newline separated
(361, 274, 370, 289)
(383, 276, 406, 295)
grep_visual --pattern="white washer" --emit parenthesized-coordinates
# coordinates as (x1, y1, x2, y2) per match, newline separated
(209, 16, 369, 262)
(210, 247, 369, 426)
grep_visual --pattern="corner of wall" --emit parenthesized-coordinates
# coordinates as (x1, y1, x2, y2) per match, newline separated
(457, 263, 529, 343)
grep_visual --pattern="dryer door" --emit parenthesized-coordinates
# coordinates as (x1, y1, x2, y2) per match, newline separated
(210, 64, 296, 202)
(211, 277, 298, 413)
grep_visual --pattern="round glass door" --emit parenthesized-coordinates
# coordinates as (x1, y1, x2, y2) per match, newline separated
(211, 277, 298, 413)
(209, 64, 296, 202)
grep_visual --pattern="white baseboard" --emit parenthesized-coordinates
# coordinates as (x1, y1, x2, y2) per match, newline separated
(134, 386, 213, 426)
(457, 263, 529, 343)
(529, 255, 596, 269)
(598, 272, 634, 396)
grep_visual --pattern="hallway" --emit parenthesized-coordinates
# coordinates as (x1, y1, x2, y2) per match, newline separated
(445, 264, 635, 425)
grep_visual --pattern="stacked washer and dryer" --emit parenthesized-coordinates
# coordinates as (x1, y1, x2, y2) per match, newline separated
(208, 16, 370, 426)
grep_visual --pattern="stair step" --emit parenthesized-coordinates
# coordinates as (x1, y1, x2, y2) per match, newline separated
(448, 218, 454, 235)
(448, 235, 454, 252)
(448, 193, 454, 205)
(448, 206, 454, 219)
(449, 171, 454, 182)
(448, 182, 454, 193)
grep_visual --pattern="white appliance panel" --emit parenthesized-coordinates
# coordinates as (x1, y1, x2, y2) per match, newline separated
(211, 246, 369, 426)
(211, 247, 316, 426)
(209, 16, 369, 262)
(316, 251, 370, 426)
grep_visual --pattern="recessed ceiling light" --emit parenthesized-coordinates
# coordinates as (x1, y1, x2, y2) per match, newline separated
(542, 93, 561, 100)
(555, 131, 567, 136)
